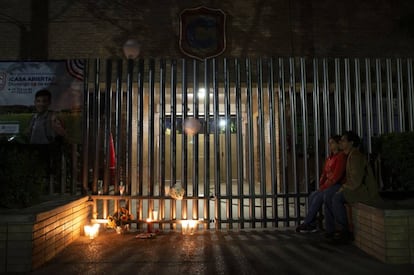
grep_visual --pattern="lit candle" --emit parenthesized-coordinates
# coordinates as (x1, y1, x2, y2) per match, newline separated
(189, 220, 197, 235)
(152, 210, 158, 221)
(146, 218, 152, 233)
(84, 223, 100, 239)
(181, 220, 189, 235)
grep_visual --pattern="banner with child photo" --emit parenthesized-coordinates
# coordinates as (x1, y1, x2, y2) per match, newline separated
(0, 60, 84, 144)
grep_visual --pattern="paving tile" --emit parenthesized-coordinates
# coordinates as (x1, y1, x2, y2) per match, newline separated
(30, 228, 414, 275)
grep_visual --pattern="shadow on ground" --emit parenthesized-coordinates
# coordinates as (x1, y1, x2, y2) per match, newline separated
(31, 228, 413, 275)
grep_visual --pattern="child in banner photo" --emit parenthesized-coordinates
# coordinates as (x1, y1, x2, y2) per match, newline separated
(26, 89, 66, 144)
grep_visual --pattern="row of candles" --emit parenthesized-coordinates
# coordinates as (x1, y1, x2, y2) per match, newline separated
(84, 216, 199, 238)
(145, 210, 198, 235)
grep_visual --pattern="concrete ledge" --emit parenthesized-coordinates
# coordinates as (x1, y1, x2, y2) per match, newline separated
(352, 200, 414, 264)
(0, 196, 92, 273)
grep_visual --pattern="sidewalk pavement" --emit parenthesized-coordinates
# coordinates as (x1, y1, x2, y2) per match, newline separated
(30, 228, 413, 275)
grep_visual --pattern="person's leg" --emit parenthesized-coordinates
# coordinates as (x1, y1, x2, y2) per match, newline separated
(331, 191, 354, 243)
(296, 191, 324, 232)
(323, 183, 342, 234)
(332, 191, 349, 232)
(303, 191, 324, 225)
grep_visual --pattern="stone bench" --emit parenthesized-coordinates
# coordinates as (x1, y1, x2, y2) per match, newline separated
(351, 200, 414, 264)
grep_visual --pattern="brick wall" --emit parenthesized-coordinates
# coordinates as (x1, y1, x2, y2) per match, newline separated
(353, 202, 414, 264)
(1, 0, 414, 59)
(0, 196, 92, 273)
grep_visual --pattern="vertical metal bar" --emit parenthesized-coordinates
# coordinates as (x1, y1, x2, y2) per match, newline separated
(159, 59, 166, 221)
(103, 60, 112, 194)
(257, 58, 266, 227)
(114, 60, 123, 193)
(235, 58, 244, 228)
(334, 58, 342, 134)
(312, 59, 320, 187)
(289, 58, 298, 224)
(170, 60, 177, 222)
(137, 60, 144, 198)
(268, 58, 277, 226)
(126, 59, 134, 194)
(181, 59, 188, 220)
(300, 58, 308, 195)
(396, 58, 405, 132)
(375, 59, 384, 135)
(203, 60, 211, 228)
(115, 60, 123, 220)
(386, 58, 394, 133)
(246, 58, 255, 227)
(365, 58, 373, 153)
(192, 59, 199, 220)
(344, 58, 352, 131)
(101, 60, 112, 219)
(149, 59, 155, 205)
(278, 58, 288, 226)
(354, 59, 363, 136)
(407, 58, 414, 131)
(224, 58, 232, 227)
(213, 59, 221, 229)
(81, 59, 90, 195)
(92, 59, 101, 195)
(322, 58, 330, 156)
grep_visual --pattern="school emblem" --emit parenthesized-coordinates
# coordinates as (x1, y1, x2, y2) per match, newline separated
(179, 6, 226, 60)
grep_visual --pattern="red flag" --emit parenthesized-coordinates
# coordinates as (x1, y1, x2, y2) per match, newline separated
(109, 132, 116, 170)
(109, 133, 116, 184)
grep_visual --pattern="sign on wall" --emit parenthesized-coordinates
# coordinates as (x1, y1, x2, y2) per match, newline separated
(179, 6, 226, 60)
(0, 60, 84, 144)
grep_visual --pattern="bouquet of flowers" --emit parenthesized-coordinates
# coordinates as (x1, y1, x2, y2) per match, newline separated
(166, 183, 185, 200)
(107, 207, 134, 229)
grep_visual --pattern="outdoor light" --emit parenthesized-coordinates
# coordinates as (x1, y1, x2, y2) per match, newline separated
(84, 223, 100, 239)
(197, 88, 206, 99)
(123, 39, 140, 59)
(219, 119, 226, 128)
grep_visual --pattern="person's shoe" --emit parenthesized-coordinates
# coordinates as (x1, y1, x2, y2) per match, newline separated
(324, 232, 335, 239)
(296, 223, 318, 233)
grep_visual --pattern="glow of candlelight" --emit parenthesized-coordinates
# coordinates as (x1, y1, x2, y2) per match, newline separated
(84, 223, 100, 239)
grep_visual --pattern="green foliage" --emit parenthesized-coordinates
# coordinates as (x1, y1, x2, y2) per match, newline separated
(0, 145, 48, 208)
(373, 131, 414, 191)
(0, 111, 82, 144)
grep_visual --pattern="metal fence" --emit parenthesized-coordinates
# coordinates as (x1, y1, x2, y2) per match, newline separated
(84, 57, 414, 230)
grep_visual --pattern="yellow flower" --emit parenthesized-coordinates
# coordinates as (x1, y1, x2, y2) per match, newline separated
(107, 207, 133, 229)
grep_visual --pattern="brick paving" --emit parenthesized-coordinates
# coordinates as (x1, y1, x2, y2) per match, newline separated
(30, 228, 414, 275)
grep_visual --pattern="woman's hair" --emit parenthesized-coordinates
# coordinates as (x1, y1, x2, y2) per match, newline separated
(330, 134, 342, 143)
(342, 130, 361, 148)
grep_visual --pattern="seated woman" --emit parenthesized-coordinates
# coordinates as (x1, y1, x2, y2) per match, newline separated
(296, 135, 346, 233)
(331, 130, 382, 243)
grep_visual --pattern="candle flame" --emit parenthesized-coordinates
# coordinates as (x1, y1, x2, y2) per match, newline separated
(84, 224, 100, 239)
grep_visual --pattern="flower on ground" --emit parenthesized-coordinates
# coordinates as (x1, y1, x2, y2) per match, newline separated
(107, 207, 134, 229)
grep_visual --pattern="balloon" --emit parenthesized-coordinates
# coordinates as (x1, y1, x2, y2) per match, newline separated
(183, 117, 201, 135)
